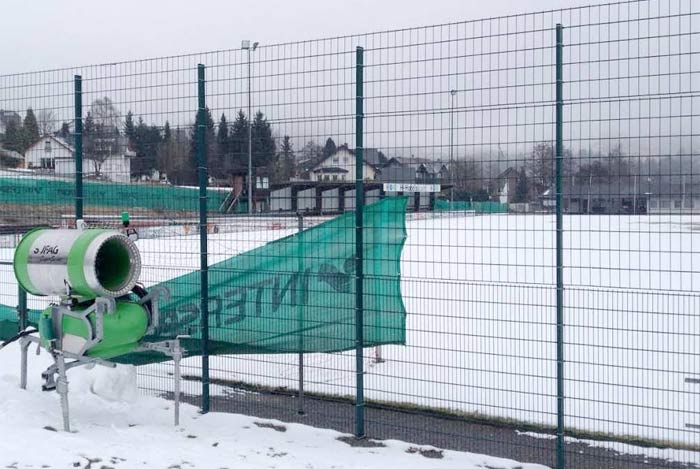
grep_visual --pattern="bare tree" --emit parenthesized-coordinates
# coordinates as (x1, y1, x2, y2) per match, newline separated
(90, 97, 121, 131)
(83, 97, 122, 177)
(527, 142, 574, 195)
(450, 159, 483, 197)
(37, 109, 57, 136)
(156, 128, 189, 184)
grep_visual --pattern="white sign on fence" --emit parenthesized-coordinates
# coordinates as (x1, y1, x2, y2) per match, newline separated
(383, 183, 441, 193)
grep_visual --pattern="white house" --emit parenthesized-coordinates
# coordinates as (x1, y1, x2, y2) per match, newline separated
(25, 135, 73, 170)
(310, 145, 379, 182)
(24, 135, 132, 183)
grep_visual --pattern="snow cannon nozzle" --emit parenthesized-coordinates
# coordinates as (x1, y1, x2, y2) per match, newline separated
(13, 228, 142, 299)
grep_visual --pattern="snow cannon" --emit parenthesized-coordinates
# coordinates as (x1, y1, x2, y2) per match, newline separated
(13, 228, 141, 299)
(9, 226, 180, 432)
(12, 228, 165, 360)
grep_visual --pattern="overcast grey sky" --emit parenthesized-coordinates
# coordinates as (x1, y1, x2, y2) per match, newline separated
(0, 0, 595, 74)
(2, 0, 695, 164)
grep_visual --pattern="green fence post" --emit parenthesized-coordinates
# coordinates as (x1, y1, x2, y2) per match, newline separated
(197, 63, 210, 414)
(74, 75, 83, 221)
(354, 45, 365, 439)
(17, 286, 27, 331)
(297, 213, 305, 415)
(555, 23, 565, 469)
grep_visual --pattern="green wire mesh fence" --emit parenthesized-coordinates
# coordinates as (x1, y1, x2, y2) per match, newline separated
(1, 1, 699, 468)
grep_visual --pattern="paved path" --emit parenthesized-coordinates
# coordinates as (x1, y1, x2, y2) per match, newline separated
(177, 382, 700, 469)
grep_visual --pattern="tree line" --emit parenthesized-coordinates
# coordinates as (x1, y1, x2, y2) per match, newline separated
(447, 141, 654, 204)
(2, 101, 680, 203)
(0, 99, 291, 186)
(0, 101, 354, 188)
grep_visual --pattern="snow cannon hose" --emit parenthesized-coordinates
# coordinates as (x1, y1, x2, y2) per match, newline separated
(13, 228, 141, 299)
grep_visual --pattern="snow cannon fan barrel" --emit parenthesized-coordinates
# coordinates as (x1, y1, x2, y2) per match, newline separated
(14, 228, 141, 299)
(13, 228, 153, 360)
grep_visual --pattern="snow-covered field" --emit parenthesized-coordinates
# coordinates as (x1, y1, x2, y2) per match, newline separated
(0, 343, 547, 469)
(1, 213, 699, 455)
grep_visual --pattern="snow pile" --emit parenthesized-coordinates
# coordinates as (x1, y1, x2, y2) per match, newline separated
(0, 343, 548, 469)
(68, 362, 139, 402)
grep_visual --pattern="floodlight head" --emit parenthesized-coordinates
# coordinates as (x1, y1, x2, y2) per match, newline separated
(450, 89, 458, 96)
(241, 40, 251, 50)
(252, 42, 259, 51)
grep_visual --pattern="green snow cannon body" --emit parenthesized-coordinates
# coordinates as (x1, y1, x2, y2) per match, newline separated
(37, 301, 149, 360)
(14, 228, 151, 359)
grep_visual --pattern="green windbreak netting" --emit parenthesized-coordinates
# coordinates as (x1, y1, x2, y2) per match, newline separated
(0, 177, 228, 212)
(434, 199, 508, 213)
(0, 305, 19, 343)
(1, 197, 408, 363)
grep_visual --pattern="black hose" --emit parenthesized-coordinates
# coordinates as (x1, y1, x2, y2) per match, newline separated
(131, 284, 154, 325)
(0, 328, 38, 350)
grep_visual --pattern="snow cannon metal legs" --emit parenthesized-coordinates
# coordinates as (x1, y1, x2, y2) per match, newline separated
(9, 226, 180, 431)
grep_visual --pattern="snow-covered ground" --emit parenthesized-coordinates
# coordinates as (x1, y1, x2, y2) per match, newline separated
(1, 213, 699, 454)
(516, 430, 700, 467)
(0, 342, 547, 469)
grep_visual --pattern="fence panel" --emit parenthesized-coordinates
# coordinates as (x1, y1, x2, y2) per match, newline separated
(562, 1, 700, 467)
(0, 68, 76, 339)
(0, 2, 699, 468)
(358, 10, 561, 466)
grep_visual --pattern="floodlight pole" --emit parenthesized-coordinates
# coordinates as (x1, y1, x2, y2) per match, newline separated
(242, 40, 258, 214)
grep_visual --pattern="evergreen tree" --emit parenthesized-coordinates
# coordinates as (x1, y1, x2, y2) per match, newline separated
(20, 108, 41, 153)
(83, 112, 95, 136)
(130, 117, 163, 177)
(322, 137, 337, 159)
(163, 121, 172, 142)
(514, 167, 529, 203)
(251, 111, 276, 168)
(215, 113, 230, 177)
(124, 111, 136, 150)
(3, 119, 24, 153)
(273, 135, 295, 183)
(58, 122, 71, 141)
(229, 109, 249, 173)
(23, 108, 40, 148)
(188, 106, 216, 184)
(217, 113, 229, 147)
